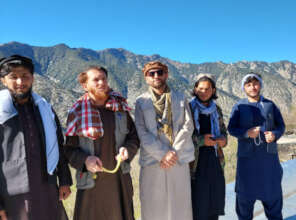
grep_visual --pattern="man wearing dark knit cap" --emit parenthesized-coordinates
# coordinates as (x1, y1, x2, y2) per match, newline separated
(0, 55, 72, 220)
(135, 61, 195, 220)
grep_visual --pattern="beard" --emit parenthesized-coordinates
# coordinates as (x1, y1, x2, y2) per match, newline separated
(9, 87, 32, 101)
(151, 79, 166, 90)
(89, 87, 109, 100)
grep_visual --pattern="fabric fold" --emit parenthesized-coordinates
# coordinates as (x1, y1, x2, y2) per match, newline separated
(0, 89, 59, 175)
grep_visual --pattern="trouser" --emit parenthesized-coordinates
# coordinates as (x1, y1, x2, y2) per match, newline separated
(191, 148, 225, 220)
(236, 194, 283, 220)
(207, 215, 218, 220)
(193, 215, 218, 220)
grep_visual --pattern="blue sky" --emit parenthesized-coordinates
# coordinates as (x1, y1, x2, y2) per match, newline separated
(1, 0, 295, 63)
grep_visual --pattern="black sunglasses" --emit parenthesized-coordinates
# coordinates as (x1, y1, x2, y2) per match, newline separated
(147, 69, 164, 77)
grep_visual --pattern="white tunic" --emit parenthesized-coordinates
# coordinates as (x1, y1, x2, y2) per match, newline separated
(135, 90, 195, 220)
(140, 163, 192, 220)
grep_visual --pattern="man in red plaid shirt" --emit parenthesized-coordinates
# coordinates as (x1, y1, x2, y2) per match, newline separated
(64, 66, 139, 220)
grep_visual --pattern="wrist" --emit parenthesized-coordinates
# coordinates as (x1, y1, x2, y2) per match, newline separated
(245, 131, 250, 138)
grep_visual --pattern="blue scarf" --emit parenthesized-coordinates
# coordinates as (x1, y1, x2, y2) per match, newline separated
(190, 97, 221, 139)
(0, 89, 59, 175)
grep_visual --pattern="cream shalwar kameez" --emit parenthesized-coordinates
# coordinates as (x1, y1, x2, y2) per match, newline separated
(135, 89, 195, 220)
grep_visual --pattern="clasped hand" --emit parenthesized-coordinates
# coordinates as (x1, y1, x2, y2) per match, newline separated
(247, 127, 275, 143)
(264, 131, 275, 143)
(247, 126, 260, 138)
(204, 134, 227, 147)
(160, 150, 178, 169)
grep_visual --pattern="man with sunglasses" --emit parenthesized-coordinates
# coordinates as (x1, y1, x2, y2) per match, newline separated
(135, 61, 195, 220)
(0, 55, 72, 220)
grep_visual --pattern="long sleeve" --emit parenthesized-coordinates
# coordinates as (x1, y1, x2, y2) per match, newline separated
(172, 99, 194, 157)
(190, 101, 205, 149)
(271, 104, 285, 141)
(122, 113, 140, 162)
(135, 99, 170, 161)
(64, 136, 89, 171)
(217, 105, 228, 140)
(192, 132, 205, 149)
(227, 104, 249, 139)
(54, 113, 73, 186)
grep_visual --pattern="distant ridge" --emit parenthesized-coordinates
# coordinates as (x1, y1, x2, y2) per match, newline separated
(1, 42, 296, 126)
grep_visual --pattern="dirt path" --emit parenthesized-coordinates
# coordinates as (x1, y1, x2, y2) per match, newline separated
(278, 135, 296, 144)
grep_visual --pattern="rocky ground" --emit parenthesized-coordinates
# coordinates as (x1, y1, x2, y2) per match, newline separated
(278, 134, 296, 161)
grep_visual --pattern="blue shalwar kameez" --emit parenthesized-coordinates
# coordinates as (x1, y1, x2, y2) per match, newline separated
(228, 97, 285, 220)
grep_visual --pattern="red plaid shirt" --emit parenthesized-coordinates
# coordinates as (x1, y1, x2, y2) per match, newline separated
(66, 90, 131, 140)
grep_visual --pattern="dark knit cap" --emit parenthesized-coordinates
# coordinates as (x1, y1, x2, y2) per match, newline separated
(0, 55, 34, 77)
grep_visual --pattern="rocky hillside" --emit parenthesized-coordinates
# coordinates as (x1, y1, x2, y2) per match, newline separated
(1, 42, 296, 126)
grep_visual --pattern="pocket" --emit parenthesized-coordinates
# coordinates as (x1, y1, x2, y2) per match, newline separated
(2, 139, 26, 161)
(116, 112, 129, 134)
(118, 120, 129, 134)
(75, 171, 95, 189)
(142, 107, 157, 130)
(173, 100, 184, 124)
(1, 158, 29, 195)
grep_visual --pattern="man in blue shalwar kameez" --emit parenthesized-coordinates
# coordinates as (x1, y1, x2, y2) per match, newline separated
(228, 73, 285, 220)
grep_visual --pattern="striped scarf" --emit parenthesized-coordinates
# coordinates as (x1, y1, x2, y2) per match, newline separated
(66, 90, 131, 140)
(149, 86, 173, 146)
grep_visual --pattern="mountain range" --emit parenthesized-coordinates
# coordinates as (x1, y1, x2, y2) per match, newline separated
(1, 41, 296, 127)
